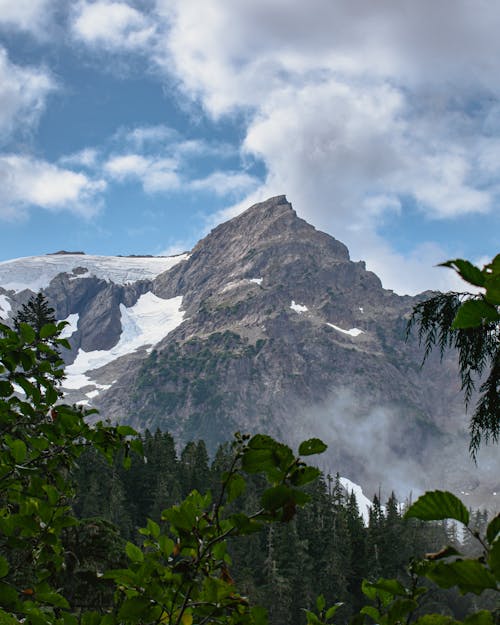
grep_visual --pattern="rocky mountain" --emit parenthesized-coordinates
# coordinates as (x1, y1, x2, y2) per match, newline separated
(1, 196, 497, 506)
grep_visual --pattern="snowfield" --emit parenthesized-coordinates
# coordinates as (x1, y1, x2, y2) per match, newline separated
(0, 253, 189, 293)
(0, 294, 11, 320)
(64, 293, 185, 391)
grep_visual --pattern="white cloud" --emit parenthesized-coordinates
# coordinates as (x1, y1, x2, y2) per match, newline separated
(190, 171, 259, 196)
(150, 1, 500, 292)
(104, 153, 180, 192)
(0, 154, 106, 219)
(59, 148, 100, 169)
(0, 47, 56, 142)
(0, 0, 54, 37)
(72, 1, 156, 51)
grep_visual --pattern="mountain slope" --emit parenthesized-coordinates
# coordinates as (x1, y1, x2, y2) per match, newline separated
(0, 196, 496, 504)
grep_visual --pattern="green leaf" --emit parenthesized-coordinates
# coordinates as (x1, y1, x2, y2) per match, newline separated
(0, 381, 13, 397)
(227, 473, 246, 502)
(261, 485, 293, 511)
(425, 560, 497, 595)
(452, 299, 500, 329)
(405, 490, 469, 525)
(118, 597, 151, 623)
(387, 599, 418, 624)
(39, 323, 58, 338)
(298, 438, 328, 456)
(325, 603, 344, 620)
(125, 541, 144, 563)
(0, 556, 8, 578)
(486, 513, 500, 545)
(36, 590, 70, 608)
(19, 323, 36, 343)
(9, 439, 27, 463)
(304, 610, 322, 625)
(488, 538, 500, 578)
(250, 606, 268, 625)
(371, 578, 408, 597)
(0, 581, 18, 608)
(464, 611, 495, 625)
(316, 594, 326, 612)
(360, 606, 381, 622)
(485, 273, 500, 306)
(290, 466, 321, 486)
(439, 259, 485, 287)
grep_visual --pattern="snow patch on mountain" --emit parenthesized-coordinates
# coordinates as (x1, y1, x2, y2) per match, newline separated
(0, 254, 189, 293)
(290, 301, 308, 313)
(0, 294, 11, 320)
(250, 278, 263, 285)
(340, 477, 373, 524)
(327, 323, 364, 337)
(64, 293, 184, 391)
(60, 313, 79, 338)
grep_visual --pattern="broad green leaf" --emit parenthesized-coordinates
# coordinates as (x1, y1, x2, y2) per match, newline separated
(125, 541, 144, 563)
(316, 594, 325, 612)
(452, 299, 499, 329)
(464, 611, 495, 625)
(0, 555, 8, 578)
(371, 578, 408, 597)
(439, 259, 485, 287)
(387, 599, 418, 624)
(9, 439, 27, 463)
(298, 438, 328, 456)
(488, 538, 500, 578)
(227, 473, 246, 502)
(425, 560, 497, 595)
(290, 466, 321, 486)
(325, 603, 344, 620)
(261, 485, 293, 511)
(0, 381, 13, 397)
(360, 606, 381, 622)
(486, 513, 500, 545)
(405, 490, 469, 525)
(39, 323, 58, 338)
(19, 323, 36, 343)
(36, 590, 70, 608)
(118, 597, 151, 623)
(146, 518, 160, 539)
(484, 273, 500, 305)
(0, 581, 18, 607)
(250, 605, 268, 625)
(304, 610, 322, 625)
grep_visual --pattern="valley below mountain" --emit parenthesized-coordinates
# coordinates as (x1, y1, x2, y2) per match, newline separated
(0, 196, 497, 510)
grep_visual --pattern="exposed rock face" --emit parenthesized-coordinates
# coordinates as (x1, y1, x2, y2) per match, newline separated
(0, 196, 493, 503)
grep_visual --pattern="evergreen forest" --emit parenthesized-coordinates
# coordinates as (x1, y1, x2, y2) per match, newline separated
(69, 431, 495, 624)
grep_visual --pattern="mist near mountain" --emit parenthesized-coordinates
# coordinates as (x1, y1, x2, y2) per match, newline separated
(0, 196, 497, 510)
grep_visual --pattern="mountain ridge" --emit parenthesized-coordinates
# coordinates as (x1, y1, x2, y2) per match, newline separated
(0, 196, 497, 507)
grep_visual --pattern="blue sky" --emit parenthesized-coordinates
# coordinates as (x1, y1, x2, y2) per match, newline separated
(1, 1, 499, 294)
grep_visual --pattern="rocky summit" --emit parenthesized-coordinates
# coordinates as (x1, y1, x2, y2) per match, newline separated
(0, 196, 496, 504)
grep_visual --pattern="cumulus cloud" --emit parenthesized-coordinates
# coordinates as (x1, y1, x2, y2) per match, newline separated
(71, 1, 156, 52)
(0, 0, 54, 37)
(149, 0, 500, 292)
(0, 154, 106, 219)
(104, 153, 180, 192)
(0, 47, 56, 142)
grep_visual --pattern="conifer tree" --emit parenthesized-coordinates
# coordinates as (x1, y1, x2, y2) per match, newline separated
(14, 291, 56, 337)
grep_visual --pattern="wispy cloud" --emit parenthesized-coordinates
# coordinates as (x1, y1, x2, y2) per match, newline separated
(0, 0, 55, 38)
(0, 47, 56, 142)
(0, 154, 106, 220)
(71, 1, 156, 52)
(104, 153, 180, 193)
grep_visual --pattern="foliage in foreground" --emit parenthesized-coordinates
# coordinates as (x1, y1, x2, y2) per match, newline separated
(407, 254, 500, 455)
(0, 317, 326, 624)
(1, 281, 498, 625)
